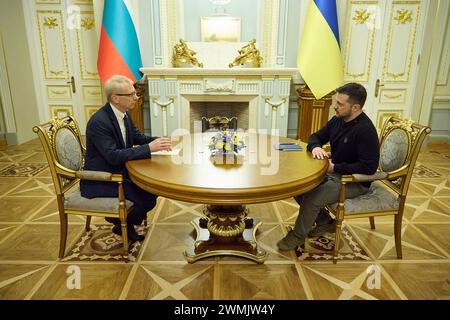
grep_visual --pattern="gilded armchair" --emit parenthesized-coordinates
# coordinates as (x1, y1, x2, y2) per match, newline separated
(33, 116, 134, 260)
(325, 117, 431, 263)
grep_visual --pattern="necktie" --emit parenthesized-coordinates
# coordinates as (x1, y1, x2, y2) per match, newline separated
(123, 114, 129, 147)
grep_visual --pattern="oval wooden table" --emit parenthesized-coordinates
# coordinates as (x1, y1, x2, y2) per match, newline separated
(126, 133, 328, 263)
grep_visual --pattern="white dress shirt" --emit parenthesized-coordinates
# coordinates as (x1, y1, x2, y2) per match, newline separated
(110, 103, 127, 146)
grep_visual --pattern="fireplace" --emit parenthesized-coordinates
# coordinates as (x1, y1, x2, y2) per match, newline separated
(141, 67, 297, 137)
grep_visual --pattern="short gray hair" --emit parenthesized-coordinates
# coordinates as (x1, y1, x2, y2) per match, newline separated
(104, 75, 134, 102)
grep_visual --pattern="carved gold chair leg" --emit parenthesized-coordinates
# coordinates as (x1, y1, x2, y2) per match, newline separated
(394, 214, 403, 259)
(369, 217, 376, 230)
(333, 220, 343, 264)
(59, 213, 68, 259)
(85, 216, 92, 231)
(121, 223, 129, 261)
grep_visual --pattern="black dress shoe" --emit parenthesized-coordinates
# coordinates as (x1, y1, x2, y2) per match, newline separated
(105, 217, 121, 224)
(111, 224, 122, 236)
(111, 224, 144, 242)
(127, 225, 145, 242)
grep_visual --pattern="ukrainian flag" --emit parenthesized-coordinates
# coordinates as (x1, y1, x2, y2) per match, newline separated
(97, 0, 142, 84)
(297, 0, 343, 99)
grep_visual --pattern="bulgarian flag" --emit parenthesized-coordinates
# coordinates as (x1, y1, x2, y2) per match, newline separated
(97, 0, 142, 84)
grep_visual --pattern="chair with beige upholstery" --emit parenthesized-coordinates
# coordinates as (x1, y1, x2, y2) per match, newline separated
(33, 116, 133, 260)
(325, 117, 431, 264)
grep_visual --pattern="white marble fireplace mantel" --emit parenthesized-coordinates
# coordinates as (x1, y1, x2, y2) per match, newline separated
(140, 68, 298, 77)
(140, 67, 298, 137)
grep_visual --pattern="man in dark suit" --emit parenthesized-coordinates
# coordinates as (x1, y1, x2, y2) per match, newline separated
(80, 75, 172, 242)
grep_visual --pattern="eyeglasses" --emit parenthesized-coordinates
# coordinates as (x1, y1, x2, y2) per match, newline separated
(114, 91, 137, 97)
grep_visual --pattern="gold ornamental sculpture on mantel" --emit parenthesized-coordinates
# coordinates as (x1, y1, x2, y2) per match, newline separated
(229, 39, 262, 68)
(171, 39, 203, 68)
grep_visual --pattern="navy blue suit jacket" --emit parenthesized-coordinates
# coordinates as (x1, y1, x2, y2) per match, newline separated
(80, 103, 156, 198)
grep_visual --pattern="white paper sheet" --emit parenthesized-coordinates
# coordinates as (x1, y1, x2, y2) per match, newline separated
(151, 149, 181, 156)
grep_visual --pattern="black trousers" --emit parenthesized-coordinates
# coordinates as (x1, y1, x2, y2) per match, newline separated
(80, 179, 157, 226)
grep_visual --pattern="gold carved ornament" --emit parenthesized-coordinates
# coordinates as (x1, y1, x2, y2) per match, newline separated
(229, 39, 262, 68)
(43, 16, 58, 29)
(171, 39, 203, 68)
(353, 9, 370, 24)
(50, 90, 66, 95)
(384, 93, 402, 99)
(385, 72, 405, 79)
(81, 18, 95, 30)
(394, 9, 412, 24)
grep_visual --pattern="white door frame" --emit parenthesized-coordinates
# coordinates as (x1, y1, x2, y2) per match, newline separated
(415, 0, 449, 126)
(0, 30, 19, 144)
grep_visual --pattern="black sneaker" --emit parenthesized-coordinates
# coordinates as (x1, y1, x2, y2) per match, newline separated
(308, 220, 336, 237)
(277, 231, 304, 251)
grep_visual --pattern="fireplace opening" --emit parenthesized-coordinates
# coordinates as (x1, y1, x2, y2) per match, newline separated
(201, 116, 237, 132)
(190, 102, 249, 133)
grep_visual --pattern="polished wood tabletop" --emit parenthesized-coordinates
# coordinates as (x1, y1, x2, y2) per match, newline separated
(126, 133, 328, 204)
(127, 132, 328, 263)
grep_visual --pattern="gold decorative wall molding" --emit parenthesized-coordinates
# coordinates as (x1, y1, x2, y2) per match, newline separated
(47, 85, 72, 101)
(73, 0, 93, 4)
(76, 11, 99, 80)
(344, 1, 378, 82)
(384, 94, 402, 99)
(376, 109, 404, 130)
(82, 85, 102, 101)
(384, 93, 401, 99)
(347, 72, 366, 78)
(50, 105, 73, 119)
(379, 88, 407, 104)
(382, 1, 421, 83)
(37, 10, 69, 80)
(51, 90, 66, 95)
(385, 71, 405, 78)
(36, 0, 61, 5)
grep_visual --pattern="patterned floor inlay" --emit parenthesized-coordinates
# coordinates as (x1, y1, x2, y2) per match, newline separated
(413, 164, 442, 178)
(0, 163, 48, 177)
(62, 225, 148, 262)
(0, 138, 449, 300)
(296, 227, 370, 261)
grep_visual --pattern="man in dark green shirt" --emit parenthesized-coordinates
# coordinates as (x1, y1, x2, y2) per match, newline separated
(277, 82, 380, 251)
